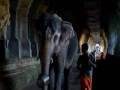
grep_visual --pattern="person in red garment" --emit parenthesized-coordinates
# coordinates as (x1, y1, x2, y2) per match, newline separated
(77, 43, 96, 90)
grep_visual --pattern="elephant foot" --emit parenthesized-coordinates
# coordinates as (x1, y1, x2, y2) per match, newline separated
(37, 78, 43, 88)
(37, 74, 50, 89)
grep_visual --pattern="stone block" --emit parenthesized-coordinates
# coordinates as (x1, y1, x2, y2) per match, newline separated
(7, 38, 19, 61)
(20, 40, 31, 58)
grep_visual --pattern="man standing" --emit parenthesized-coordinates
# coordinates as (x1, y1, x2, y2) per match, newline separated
(77, 43, 96, 90)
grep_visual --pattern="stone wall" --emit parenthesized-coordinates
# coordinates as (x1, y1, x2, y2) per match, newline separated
(0, 0, 43, 90)
(0, 58, 41, 90)
(107, 1, 120, 55)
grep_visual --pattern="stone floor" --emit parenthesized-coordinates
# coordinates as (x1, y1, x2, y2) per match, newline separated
(22, 81, 40, 90)
(22, 66, 81, 90)
(22, 65, 97, 90)
(23, 54, 120, 90)
(2, 54, 120, 90)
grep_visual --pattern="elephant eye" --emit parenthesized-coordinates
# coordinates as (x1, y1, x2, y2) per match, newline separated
(46, 27, 52, 39)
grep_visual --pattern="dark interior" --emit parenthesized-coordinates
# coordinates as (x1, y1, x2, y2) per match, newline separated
(0, 0, 120, 90)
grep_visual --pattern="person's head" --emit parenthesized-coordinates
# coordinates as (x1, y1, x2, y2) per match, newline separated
(82, 43, 88, 53)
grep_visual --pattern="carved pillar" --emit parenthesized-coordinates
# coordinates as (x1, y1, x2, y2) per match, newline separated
(28, 1, 48, 57)
(5, 0, 19, 61)
(108, 1, 120, 55)
(28, 18, 38, 58)
(16, 0, 33, 58)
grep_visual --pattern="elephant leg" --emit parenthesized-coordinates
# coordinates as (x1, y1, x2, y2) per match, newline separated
(49, 63, 55, 90)
(55, 57, 64, 90)
(37, 64, 50, 90)
(64, 68, 71, 90)
(38, 57, 50, 90)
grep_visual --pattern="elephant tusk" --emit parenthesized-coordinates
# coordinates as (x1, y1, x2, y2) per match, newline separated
(50, 58, 53, 64)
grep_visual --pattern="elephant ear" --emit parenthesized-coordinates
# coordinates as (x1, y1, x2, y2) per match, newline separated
(61, 21, 75, 41)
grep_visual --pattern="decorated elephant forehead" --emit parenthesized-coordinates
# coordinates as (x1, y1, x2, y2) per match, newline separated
(61, 21, 75, 40)
(45, 13, 62, 33)
(62, 21, 74, 33)
(62, 21, 73, 30)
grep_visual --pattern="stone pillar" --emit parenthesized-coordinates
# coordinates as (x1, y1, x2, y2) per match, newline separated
(28, 1, 48, 58)
(16, 0, 33, 58)
(6, 0, 19, 61)
(108, 1, 120, 55)
(28, 18, 39, 58)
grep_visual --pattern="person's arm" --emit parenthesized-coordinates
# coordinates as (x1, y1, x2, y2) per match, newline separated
(89, 54, 96, 68)
(77, 56, 81, 69)
(89, 59, 96, 68)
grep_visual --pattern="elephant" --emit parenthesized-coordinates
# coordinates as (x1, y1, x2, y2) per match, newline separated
(36, 13, 78, 90)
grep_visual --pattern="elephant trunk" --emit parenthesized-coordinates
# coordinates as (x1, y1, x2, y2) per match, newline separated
(39, 41, 54, 89)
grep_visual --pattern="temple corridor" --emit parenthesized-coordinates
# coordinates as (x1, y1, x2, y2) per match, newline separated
(0, 0, 120, 90)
